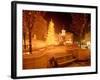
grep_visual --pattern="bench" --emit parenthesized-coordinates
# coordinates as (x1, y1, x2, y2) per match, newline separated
(49, 53, 77, 67)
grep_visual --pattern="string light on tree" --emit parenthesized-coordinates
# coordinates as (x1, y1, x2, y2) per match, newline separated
(46, 19, 58, 45)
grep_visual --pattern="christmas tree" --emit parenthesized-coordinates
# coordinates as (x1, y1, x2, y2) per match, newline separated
(46, 19, 58, 45)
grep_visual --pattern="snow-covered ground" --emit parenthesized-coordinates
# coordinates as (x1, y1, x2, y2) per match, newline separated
(23, 44, 90, 69)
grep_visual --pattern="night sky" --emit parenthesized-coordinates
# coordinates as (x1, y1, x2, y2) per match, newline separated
(44, 12, 72, 33)
(23, 10, 91, 38)
(43, 11, 90, 35)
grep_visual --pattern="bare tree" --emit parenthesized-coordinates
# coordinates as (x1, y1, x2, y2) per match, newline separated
(23, 11, 35, 54)
(79, 14, 87, 47)
(23, 11, 28, 51)
(28, 11, 35, 54)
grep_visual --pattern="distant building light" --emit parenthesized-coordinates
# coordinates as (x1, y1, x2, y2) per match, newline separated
(61, 29, 66, 36)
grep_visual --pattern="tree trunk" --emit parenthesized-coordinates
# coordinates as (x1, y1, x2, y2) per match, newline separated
(29, 30, 32, 54)
(23, 32, 26, 50)
(79, 14, 87, 48)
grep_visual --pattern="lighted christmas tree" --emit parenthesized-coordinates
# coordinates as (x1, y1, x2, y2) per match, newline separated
(46, 19, 58, 45)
